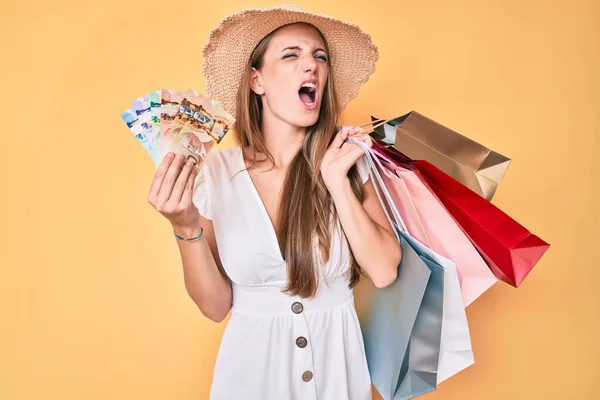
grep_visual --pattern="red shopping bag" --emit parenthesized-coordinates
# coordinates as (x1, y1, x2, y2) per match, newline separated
(372, 141, 550, 287)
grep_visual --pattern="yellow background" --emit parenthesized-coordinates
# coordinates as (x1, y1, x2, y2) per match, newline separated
(1, 0, 598, 398)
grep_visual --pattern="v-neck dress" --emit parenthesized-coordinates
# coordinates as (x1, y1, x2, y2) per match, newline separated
(192, 145, 372, 400)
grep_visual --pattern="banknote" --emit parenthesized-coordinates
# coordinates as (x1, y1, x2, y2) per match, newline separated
(120, 108, 151, 155)
(169, 96, 199, 142)
(122, 88, 235, 170)
(149, 90, 162, 165)
(132, 95, 154, 158)
(178, 90, 234, 144)
(184, 88, 201, 99)
(169, 93, 235, 171)
(169, 96, 215, 170)
(199, 97, 235, 142)
(159, 89, 185, 162)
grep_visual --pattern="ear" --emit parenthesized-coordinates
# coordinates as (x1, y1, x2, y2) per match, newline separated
(250, 67, 265, 96)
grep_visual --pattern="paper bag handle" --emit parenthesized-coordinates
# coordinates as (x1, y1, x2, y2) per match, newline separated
(347, 138, 408, 238)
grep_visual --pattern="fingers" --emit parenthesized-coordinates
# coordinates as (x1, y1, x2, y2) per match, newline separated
(169, 158, 198, 205)
(345, 129, 373, 149)
(155, 153, 188, 206)
(329, 128, 347, 149)
(331, 125, 363, 149)
(360, 134, 373, 148)
(179, 166, 198, 209)
(148, 152, 175, 205)
(343, 134, 373, 167)
(342, 141, 367, 158)
(348, 126, 365, 138)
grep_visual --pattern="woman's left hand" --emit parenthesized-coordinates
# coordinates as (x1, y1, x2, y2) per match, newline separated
(320, 125, 373, 190)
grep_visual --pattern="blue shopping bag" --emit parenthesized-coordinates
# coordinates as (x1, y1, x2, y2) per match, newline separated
(352, 139, 445, 400)
(361, 228, 432, 399)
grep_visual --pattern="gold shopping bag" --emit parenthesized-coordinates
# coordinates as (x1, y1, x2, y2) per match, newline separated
(371, 112, 511, 201)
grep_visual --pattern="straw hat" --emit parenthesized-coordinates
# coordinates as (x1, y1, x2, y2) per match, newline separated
(201, 4, 379, 118)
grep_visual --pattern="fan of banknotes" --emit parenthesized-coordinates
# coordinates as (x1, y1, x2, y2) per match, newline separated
(120, 89, 235, 171)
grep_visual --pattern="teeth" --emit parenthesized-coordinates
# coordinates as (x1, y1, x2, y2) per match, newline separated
(301, 82, 317, 91)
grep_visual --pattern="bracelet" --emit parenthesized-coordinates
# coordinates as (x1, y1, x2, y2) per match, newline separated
(174, 227, 204, 242)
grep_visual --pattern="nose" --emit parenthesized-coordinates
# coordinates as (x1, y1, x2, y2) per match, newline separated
(301, 54, 318, 73)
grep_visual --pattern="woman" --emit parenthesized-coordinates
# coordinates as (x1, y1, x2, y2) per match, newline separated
(147, 5, 402, 399)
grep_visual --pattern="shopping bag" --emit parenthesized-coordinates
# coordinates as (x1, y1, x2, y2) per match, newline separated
(370, 146, 497, 307)
(371, 140, 550, 287)
(360, 230, 434, 400)
(354, 139, 445, 399)
(368, 147, 477, 383)
(371, 112, 511, 201)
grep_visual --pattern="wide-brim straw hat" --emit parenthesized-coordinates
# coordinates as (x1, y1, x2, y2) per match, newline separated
(201, 4, 379, 118)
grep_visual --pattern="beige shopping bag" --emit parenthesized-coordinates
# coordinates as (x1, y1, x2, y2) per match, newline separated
(371, 112, 511, 201)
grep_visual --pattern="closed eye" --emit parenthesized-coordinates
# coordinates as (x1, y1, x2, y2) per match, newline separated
(282, 53, 329, 62)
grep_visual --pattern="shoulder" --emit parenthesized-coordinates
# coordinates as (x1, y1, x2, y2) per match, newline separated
(203, 146, 241, 170)
(203, 145, 243, 177)
(193, 146, 242, 219)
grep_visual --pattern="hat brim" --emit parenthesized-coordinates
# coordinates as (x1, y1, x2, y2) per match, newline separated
(202, 6, 379, 118)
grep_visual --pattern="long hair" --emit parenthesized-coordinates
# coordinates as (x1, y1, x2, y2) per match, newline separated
(233, 24, 365, 298)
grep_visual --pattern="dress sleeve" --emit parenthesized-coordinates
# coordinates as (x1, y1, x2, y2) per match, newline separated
(192, 159, 212, 220)
(355, 155, 371, 184)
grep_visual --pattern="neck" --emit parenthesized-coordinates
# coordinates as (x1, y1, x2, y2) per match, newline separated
(260, 112, 306, 169)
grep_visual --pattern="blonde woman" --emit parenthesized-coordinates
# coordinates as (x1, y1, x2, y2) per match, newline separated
(147, 5, 401, 399)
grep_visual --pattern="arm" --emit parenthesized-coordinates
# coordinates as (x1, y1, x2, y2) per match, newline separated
(328, 177, 401, 288)
(320, 126, 402, 288)
(173, 218, 232, 322)
(148, 152, 232, 323)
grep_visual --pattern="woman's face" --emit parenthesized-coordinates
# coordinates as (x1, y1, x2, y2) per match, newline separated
(251, 23, 329, 129)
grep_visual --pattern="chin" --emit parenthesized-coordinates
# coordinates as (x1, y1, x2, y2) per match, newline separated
(286, 105, 321, 128)
(294, 113, 320, 128)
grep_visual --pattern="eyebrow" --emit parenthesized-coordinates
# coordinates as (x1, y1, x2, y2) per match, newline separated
(279, 46, 327, 53)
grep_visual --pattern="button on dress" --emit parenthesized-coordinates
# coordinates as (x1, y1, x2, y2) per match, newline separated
(193, 146, 372, 400)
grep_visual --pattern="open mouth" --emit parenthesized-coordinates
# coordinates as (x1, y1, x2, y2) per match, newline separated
(298, 82, 317, 106)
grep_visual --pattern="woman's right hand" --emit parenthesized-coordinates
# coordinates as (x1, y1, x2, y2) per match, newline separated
(147, 152, 201, 232)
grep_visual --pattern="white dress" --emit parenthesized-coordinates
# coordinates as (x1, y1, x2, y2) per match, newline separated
(193, 146, 373, 400)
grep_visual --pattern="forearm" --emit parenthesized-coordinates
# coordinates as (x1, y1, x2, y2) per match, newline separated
(174, 225, 232, 322)
(328, 180, 401, 288)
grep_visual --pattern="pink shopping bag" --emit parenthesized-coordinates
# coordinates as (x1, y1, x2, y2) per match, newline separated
(371, 147, 498, 307)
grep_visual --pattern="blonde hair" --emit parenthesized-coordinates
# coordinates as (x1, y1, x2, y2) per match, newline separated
(233, 24, 365, 298)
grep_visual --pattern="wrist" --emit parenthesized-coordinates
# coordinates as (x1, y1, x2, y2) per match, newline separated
(325, 177, 351, 199)
(172, 223, 203, 239)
